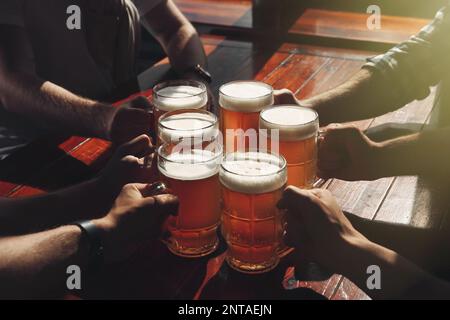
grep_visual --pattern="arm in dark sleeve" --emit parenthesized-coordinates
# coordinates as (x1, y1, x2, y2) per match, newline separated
(364, 6, 450, 105)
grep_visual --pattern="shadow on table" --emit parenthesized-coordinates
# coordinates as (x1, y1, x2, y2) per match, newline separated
(365, 122, 423, 142)
(197, 245, 328, 300)
(81, 237, 327, 300)
(0, 135, 104, 192)
(199, 263, 326, 300)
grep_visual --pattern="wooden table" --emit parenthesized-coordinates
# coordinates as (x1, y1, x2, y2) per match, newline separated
(1, 35, 448, 300)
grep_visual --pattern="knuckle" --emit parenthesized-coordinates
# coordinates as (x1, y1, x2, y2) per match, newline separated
(122, 183, 135, 192)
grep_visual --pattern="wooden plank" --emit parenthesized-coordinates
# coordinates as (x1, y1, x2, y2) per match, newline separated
(0, 39, 226, 198)
(266, 54, 330, 92)
(331, 87, 438, 300)
(290, 9, 429, 45)
(279, 42, 379, 61)
(174, 0, 252, 29)
(84, 40, 268, 299)
(263, 54, 371, 298)
(3, 33, 429, 300)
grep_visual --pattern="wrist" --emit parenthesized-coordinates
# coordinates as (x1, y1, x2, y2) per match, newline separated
(369, 141, 396, 178)
(181, 65, 211, 85)
(91, 217, 115, 264)
(73, 220, 109, 272)
(99, 104, 119, 141)
(340, 235, 395, 282)
(65, 225, 91, 267)
(299, 98, 315, 109)
(333, 234, 374, 276)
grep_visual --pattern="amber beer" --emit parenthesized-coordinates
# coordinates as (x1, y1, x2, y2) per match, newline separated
(153, 80, 208, 134)
(158, 144, 222, 257)
(220, 152, 287, 273)
(260, 105, 319, 188)
(158, 109, 219, 145)
(219, 81, 274, 152)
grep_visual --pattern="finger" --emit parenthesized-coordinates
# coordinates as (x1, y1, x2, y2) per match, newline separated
(128, 96, 154, 110)
(146, 194, 179, 217)
(126, 183, 149, 193)
(117, 134, 153, 158)
(139, 151, 159, 181)
(273, 88, 294, 97)
(149, 151, 159, 178)
(273, 89, 298, 105)
(277, 186, 316, 210)
(140, 181, 168, 197)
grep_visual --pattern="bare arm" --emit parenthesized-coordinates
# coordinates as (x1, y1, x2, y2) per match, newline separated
(0, 225, 88, 298)
(0, 26, 115, 139)
(0, 26, 152, 145)
(0, 134, 155, 236)
(319, 124, 450, 181)
(0, 183, 178, 299)
(302, 68, 402, 126)
(374, 127, 450, 179)
(140, 0, 207, 75)
(345, 237, 450, 299)
(280, 187, 450, 300)
(0, 72, 115, 139)
(303, 7, 450, 126)
(0, 178, 114, 236)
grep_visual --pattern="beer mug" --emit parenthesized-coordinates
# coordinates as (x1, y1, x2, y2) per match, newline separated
(158, 109, 219, 146)
(260, 105, 319, 188)
(158, 142, 223, 257)
(153, 80, 208, 135)
(220, 152, 287, 273)
(219, 81, 274, 152)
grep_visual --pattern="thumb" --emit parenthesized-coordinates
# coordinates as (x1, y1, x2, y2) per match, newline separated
(273, 89, 298, 105)
(141, 194, 179, 218)
(127, 96, 153, 110)
(277, 186, 316, 212)
(116, 134, 154, 158)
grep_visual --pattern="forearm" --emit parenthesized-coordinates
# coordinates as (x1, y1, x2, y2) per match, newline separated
(164, 24, 207, 75)
(343, 238, 450, 299)
(302, 68, 403, 126)
(0, 71, 115, 139)
(0, 177, 119, 236)
(0, 225, 88, 298)
(142, 0, 207, 76)
(373, 127, 450, 178)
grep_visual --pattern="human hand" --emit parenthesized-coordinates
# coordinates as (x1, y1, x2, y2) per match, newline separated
(318, 124, 382, 181)
(109, 96, 155, 146)
(274, 89, 300, 105)
(277, 186, 369, 275)
(98, 134, 158, 195)
(93, 183, 179, 263)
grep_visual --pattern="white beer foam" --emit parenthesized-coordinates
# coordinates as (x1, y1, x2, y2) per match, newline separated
(219, 81, 274, 113)
(159, 150, 220, 181)
(154, 86, 207, 112)
(260, 105, 319, 141)
(159, 112, 218, 142)
(220, 152, 287, 194)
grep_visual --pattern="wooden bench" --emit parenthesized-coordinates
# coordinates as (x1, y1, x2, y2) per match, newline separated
(289, 8, 430, 47)
(173, 1, 430, 50)
(173, 0, 253, 29)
